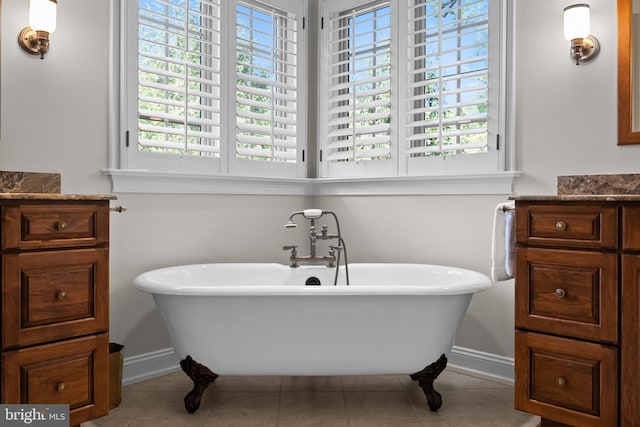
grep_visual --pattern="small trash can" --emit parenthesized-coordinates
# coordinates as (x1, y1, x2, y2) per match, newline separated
(109, 343, 124, 409)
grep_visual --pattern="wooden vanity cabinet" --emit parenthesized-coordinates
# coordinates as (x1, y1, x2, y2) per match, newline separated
(0, 196, 112, 427)
(515, 200, 640, 427)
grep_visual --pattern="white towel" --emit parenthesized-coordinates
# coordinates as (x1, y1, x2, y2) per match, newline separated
(491, 201, 516, 282)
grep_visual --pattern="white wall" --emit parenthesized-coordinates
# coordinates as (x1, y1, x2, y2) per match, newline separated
(1, 0, 638, 363)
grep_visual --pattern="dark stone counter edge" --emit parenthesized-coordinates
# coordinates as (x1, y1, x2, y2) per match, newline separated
(0, 193, 117, 200)
(510, 195, 640, 202)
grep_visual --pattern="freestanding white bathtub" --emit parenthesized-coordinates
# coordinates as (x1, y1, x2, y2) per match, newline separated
(134, 262, 492, 412)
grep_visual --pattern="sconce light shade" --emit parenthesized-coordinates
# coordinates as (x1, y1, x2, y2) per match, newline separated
(18, 0, 58, 59)
(563, 3, 600, 65)
(563, 4, 590, 40)
(29, 0, 57, 34)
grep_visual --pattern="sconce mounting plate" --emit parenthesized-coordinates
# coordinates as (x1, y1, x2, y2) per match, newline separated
(18, 27, 50, 59)
(19, 27, 41, 55)
(570, 35, 600, 64)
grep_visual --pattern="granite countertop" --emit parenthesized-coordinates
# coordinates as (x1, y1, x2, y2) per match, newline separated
(511, 174, 640, 202)
(0, 171, 61, 193)
(557, 173, 640, 195)
(0, 193, 117, 200)
(0, 171, 115, 200)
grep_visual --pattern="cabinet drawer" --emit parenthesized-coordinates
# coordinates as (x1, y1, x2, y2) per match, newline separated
(1, 334, 109, 426)
(515, 331, 617, 427)
(515, 247, 618, 343)
(516, 203, 618, 249)
(1, 249, 109, 350)
(1, 203, 109, 250)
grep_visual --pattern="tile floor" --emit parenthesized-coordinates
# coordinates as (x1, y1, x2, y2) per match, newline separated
(85, 369, 540, 427)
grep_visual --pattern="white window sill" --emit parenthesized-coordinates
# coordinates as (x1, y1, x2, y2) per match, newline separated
(103, 169, 312, 195)
(103, 169, 522, 196)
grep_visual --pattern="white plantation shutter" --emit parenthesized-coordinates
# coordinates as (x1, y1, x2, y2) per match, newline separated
(319, 0, 501, 178)
(123, 0, 505, 187)
(322, 1, 393, 177)
(404, 0, 497, 173)
(127, 0, 305, 178)
(137, 0, 222, 160)
(234, 1, 301, 166)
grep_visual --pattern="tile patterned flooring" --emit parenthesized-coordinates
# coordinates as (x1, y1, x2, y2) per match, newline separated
(85, 369, 540, 427)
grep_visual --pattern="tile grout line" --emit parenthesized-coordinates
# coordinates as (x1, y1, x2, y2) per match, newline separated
(339, 376, 353, 427)
(275, 376, 284, 427)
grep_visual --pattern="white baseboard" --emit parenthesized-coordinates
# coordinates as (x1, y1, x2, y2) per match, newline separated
(122, 345, 515, 386)
(122, 348, 180, 386)
(448, 345, 515, 385)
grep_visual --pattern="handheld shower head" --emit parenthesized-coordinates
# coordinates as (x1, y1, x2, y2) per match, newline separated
(284, 209, 326, 229)
(284, 220, 298, 229)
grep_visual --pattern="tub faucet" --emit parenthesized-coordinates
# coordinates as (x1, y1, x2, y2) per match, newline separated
(282, 218, 336, 267)
(283, 209, 350, 286)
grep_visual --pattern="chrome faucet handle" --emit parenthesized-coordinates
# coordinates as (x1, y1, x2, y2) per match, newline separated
(327, 246, 339, 268)
(283, 245, 299, 268)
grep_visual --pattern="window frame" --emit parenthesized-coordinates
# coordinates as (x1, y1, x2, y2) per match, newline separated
(113, 0, 307, 179)
(320, 0, 395, 178)
(132, 0, 225, 174)
(231, 0, 307, 178)
(318, 0, 504, 179)
(106, 0, 518, 195)
(399, 0, 502, 176)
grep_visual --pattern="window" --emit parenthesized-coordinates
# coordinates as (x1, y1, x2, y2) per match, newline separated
(121, 0, 306, 178)
(323, 2, 393, 177)
(111, 0, 515, 194)
(319, 0, 503, 178)
(233, 1, 302, 177)
(136, 0, 222, 164)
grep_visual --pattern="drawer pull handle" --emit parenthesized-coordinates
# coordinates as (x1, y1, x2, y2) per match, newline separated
(556, 377, 566, 387)
(555, 288, 566, 298)
(56, 383, 66, 393)
(56, 221, 68, 231)
(56, 291, 67, 301)
(555, 221, 567, 231)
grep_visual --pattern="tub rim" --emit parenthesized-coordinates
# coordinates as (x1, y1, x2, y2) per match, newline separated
(133, 262, 493, 296)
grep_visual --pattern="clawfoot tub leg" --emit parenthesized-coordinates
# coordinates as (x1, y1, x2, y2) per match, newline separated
(180, 355, 219, 413)
(410, 353, 448, 411)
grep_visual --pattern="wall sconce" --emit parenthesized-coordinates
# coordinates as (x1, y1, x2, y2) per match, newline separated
(18, 0, 57, 59)
(563, 4, 600, 65)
